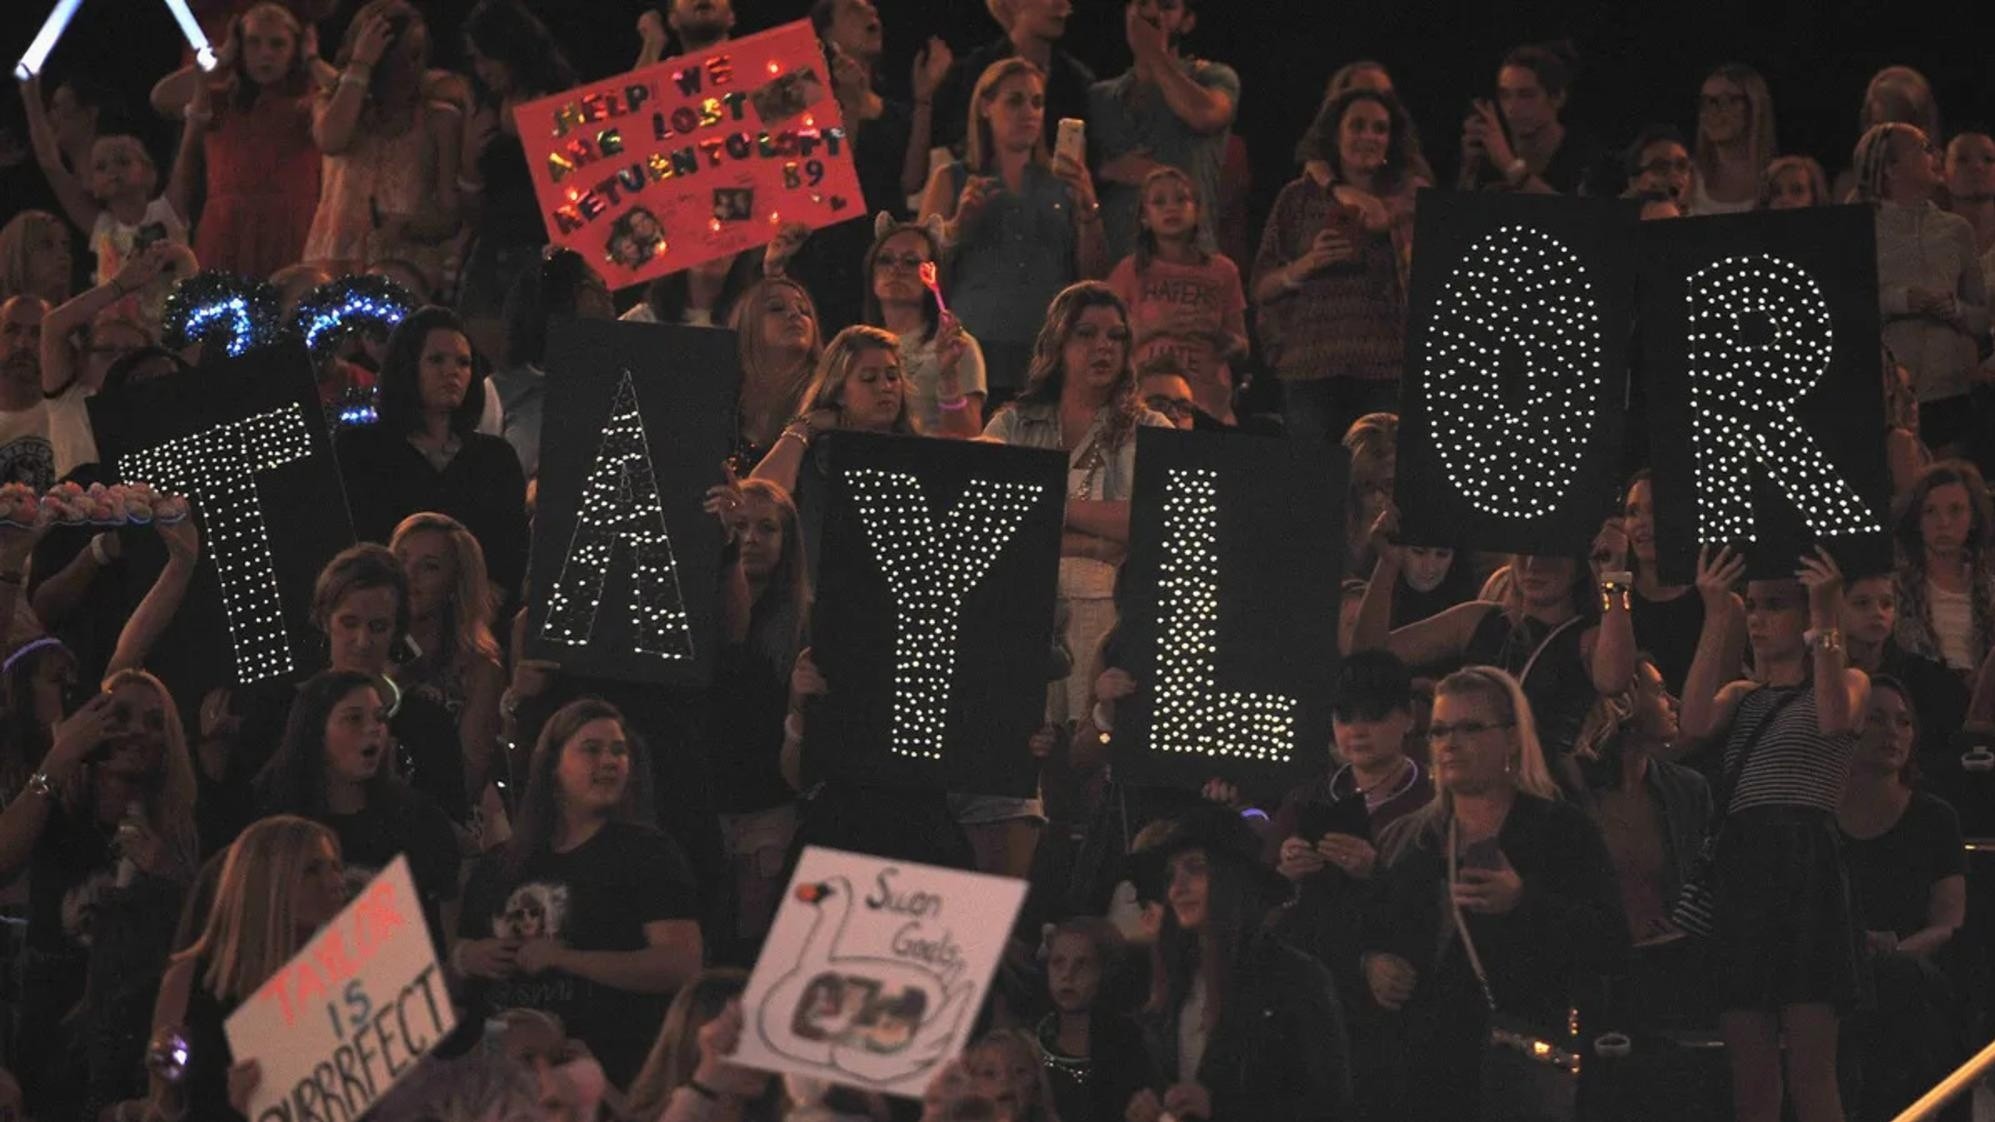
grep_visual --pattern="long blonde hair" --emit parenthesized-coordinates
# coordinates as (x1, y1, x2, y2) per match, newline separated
(390, 511, 501, 665)
(626, 968, 779, 1121)
(798, 324, 913, 433)
(1694, 63, 1778, 183)
(176, 815, 340, 1002)
(732, 276, 823, 446)
(98, 669, 201, 879)
(1380, 666, 1560, 863)
(0, 210, 67, 302)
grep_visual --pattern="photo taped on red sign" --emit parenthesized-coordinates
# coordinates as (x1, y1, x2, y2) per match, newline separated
(515, 20, 864, 289)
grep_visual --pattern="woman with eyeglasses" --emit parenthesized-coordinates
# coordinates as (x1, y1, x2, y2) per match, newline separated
(1687, 64, 1778, 216)
(864, 217, 987, 437)
(1679, 545, 1869, 1122)
(1362, 666, 1626, 1120)
(1853, 123, 1988, 459)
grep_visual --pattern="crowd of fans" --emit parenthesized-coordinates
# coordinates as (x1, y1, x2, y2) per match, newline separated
(3, 0, 1995, 1120)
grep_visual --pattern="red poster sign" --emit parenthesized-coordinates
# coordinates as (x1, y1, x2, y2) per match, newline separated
(513, 20, 865, 289)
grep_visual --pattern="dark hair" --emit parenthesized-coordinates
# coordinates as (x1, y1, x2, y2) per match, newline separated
(253, 670, 395, 817)
(861, 220, 943, 343)
(376, 305, 487, 437)
(1148, 826, 1260, 1035)
(1332, 649, 1414, 721)
(1501, 41, 1578, 100)
(502, 250, 609, 368)
(1624, 123, 1689, 177)
(100, 345, 194, 395)
(1296, 87, 1415, 195)
(807, 0, 839, 37)
(642, 258, 751, 332)
(311, 543, 411, 642)
(1, 640, 78, 790)
(739, 479, 811, 670)
(503, 698, 656, 879)
(1010, 282, 1142, 448)
(1865, 673, 1922, 785)
(463, 0, 578, 105)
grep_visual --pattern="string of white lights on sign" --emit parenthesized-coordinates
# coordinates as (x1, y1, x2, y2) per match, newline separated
(540, 370, 694, 660)
(847, 468, 1043, 760)
(1423, 224, 1604, 519)
(1685, 254, 1882, 542)
(1148, 468, 1296, 763)
(118, 404, 313, 683)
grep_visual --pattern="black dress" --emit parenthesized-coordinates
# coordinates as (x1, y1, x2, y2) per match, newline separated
(333, 425, 529, 599)
(177, 956, 247, 1122)
(1462, 608, 1597, 769)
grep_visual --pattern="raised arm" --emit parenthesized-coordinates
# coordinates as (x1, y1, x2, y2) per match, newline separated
(41, 244, 173, 395)
(1585, 520, 1637, 694)
(1678, 546, 1751, 741)
(1124, 10, 1234, 134)
(105, 517, 201, 676)
(20, 73, 102, 231)
(163, 80, 208, 227)
(313, 10, 392, 154)
(1797, 546, 1868, 736)
(902, 39, 953, 198)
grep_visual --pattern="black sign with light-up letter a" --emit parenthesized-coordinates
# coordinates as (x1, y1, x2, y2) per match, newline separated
(1637, 205, 1891, 583)
(1112, 427, 1347, 801)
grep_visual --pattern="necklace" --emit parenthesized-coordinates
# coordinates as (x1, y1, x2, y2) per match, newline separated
(1036, 1013, 1090, 1082)
(1333, 757, 1420, 810)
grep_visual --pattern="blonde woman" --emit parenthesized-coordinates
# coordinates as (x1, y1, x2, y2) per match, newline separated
(391, 512, 506, 800)
(730, 276, 824, 465)
(751, 325, 913, 493)
(1688, 63, 1779, 215)
(626, 968, 787, 1122)
(0, 209, 76, 303)
(145, 815, 352, 1121)
(1362, 666, 1626, 1119)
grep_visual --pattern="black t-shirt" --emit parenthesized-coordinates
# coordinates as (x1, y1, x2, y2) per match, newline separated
(1842, 792, 1965, 939)
(27, 799, 117, 955)
(459, 820, 699, 1085)
(317, 789, 462, 949)
(1630, 587, 1706, 696)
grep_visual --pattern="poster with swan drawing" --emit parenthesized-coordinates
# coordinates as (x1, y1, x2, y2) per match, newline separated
(734, 847, 1028, 1098)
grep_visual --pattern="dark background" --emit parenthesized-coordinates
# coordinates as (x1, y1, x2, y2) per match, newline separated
(9, 0, 1994, 237)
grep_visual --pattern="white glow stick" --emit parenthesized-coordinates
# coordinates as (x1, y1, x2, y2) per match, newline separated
(158, 0, 218, 71)
(14, 0, 87, 82)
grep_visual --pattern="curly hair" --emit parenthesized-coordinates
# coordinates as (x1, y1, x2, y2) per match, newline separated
(1893, 459, 1995, 668)
(1295, 87, 1416, 197)
(1007, 282, 1142, 451)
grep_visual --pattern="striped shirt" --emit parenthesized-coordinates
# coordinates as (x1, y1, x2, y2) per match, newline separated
(1722, 685, 1855, 814)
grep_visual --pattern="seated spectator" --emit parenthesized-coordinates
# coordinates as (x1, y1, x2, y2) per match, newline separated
(1841, 572, 1969, 760)
(1757, 154, 1831, 210)
(1365, 666, 1627, 1119)
(1837, 676, 1970, 1122)
(335, 306, 529, 603)
(455, 698, 703, 1088)
(1037, 917, 1150, 1122)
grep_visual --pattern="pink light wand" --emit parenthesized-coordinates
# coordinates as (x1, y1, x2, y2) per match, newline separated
(917, 261, 950, 319)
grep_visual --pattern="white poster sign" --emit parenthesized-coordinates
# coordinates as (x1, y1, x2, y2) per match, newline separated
(224, 855, 455, 1122)
(735, 846, 1028, 1099)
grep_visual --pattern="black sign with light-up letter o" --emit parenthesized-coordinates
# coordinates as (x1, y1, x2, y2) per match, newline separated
(1637, 205, 1891, 583)
(1394, 188, 1636, 557)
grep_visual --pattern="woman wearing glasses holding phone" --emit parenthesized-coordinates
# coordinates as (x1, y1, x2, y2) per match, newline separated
(1361, 666, 1626, 1120)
